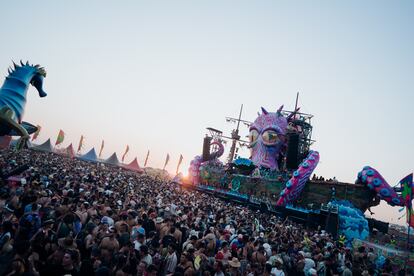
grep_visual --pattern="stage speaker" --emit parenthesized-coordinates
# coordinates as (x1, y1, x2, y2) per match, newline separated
(202, 136, 212, 162)
(286, 133, 300, 170)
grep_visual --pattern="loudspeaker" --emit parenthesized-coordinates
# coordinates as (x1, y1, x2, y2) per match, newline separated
(202, 136, 212, 162)
(286, 133, 300, 170)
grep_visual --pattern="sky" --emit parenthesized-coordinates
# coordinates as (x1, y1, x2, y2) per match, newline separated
(0, 1, 413, 225)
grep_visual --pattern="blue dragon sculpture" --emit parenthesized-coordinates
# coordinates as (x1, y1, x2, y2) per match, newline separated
(0, 61, 47, 149)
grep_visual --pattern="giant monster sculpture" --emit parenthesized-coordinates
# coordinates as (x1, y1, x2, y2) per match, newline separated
(0, 61, 47, 149)
(249, 106, 320, 206)
(189, 105, 412, 213)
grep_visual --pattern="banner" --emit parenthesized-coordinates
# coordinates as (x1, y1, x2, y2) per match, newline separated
(31, 125, 41, 141)
(176, 154, 183, 175)
(163, 153, 170, 170)
(99, 140, 104, 158)
(400, 174, 413, 227)
(77, 135, 84, 153)
(144, 150, 150, 167)
(55, 129, 65, 146)
(122, 145, 129, 162)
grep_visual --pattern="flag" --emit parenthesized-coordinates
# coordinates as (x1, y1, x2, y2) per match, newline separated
(31, 125, 41, 141)
(122, 145, 129, 162)
(176, 154, 183, 175)
(55, 129, 65, 146)
(77, 135, 84, 153)
(400, 173, 413, 227)
(144, 150, 150, 167)
(99, 140, 104, 158)
(163, 153, 170, 170)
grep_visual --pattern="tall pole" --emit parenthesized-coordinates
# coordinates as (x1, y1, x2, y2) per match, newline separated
(294, 92, 299, 112)
(228, 104, 243, 163)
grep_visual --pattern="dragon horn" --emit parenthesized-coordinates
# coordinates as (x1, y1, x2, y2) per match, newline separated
(287, 107, 300, 121)
(26, 61, 29, 66)
(261, 107, 268, 115)
(20, 60, 24, 66)
(12, 61, 18, 69)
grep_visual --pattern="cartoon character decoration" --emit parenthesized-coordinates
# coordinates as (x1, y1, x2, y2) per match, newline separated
(249, 106, 293, 171)
(0, 61, 47, 149)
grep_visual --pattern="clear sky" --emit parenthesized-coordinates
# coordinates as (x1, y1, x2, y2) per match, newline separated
(1, 1, 413, 225)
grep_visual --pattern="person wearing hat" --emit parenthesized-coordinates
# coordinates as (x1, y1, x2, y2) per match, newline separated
(228, 257, 241, 275)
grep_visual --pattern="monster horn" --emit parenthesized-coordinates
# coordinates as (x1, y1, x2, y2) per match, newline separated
(26, 61, 29, 66)
(261, 107, 268, 115)
(8, 67, 12, 74)
(287, 107, 300, 121)
(276, 105, 284, 116)
(12, 61, 18, 70)
(20, 60, 24, 66)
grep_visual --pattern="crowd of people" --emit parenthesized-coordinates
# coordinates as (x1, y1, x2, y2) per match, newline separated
(0, 149, 412, 276)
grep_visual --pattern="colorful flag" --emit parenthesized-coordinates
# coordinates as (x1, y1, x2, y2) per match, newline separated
(144, 150, 150, 167)
(77, 135, 84, 153)
(99, 140, 104, 158)
(55, 129, 65, 146)
(31, 125, 41, 141)
(163, 153, 170, 170)
(122, 145, 130, 162)
(400, 173, 413, 227)
(176, 154, 183, 175)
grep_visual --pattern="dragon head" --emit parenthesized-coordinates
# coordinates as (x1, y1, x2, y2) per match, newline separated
(249, 106, 298, 171)
(9, 61, 47, 98)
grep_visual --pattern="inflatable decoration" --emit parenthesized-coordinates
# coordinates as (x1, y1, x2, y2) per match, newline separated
(189, 141, 224, 185)
(330, 200, 369, 245)
(188, 104, 412, 217)
(249, 106, 291, 171)
(249, 106, 320, 206)
(357, 166, 413, 207)
(0, 61, 47, 149)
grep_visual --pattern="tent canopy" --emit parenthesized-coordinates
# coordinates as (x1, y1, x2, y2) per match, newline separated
(122, 157, 144, 173)
(105, 152, 120, 166)
(79, 148, 98, 162)
(32, 138, 53, 152)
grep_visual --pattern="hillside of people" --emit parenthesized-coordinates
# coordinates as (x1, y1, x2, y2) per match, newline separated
(0, 149, 412, 276)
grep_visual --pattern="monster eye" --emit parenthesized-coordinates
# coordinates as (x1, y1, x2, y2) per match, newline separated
(249, 129, 259, 144)
(262, 130, 279, 145)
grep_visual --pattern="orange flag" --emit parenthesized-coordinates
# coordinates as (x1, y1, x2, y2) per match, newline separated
(99, 140, 104, 158)
(144, 150, 150, 167)
(122, 145, 129, 162)
(163, 153, 170, 170)
(176, 154, 183, 175)
(77, 135, 84, 153)
(32, 125, 41, 141)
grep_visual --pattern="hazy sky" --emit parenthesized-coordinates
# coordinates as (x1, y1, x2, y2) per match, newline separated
(1, 1, 413, 224)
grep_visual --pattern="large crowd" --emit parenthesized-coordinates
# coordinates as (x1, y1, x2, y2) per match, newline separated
(0, 149, 412, 276)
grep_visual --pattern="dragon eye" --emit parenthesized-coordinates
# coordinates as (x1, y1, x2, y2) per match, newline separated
(262, 130, 279, 145)
(249, 129, 259, 144)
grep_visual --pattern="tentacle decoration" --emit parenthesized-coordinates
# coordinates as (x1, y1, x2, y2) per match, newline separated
(276, 151, 320, 206)
(189, 141, 224, 185)
(357, 166, 405, 206)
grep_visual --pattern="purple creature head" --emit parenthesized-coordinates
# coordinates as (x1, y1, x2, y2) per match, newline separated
(249, 106, 297, 171)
